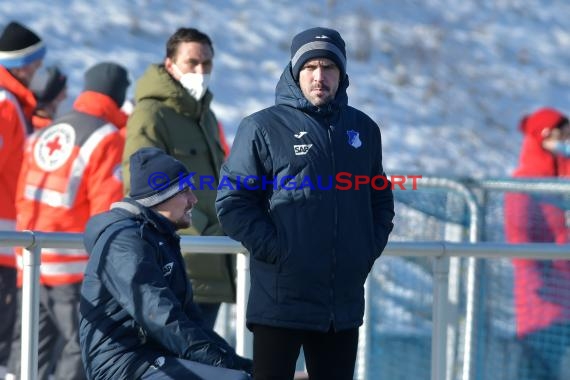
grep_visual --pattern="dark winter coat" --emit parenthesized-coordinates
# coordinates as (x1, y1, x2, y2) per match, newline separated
(79, 199, 243, 380)
(215, 64, 395, 332)
(122, 64, 234, 303)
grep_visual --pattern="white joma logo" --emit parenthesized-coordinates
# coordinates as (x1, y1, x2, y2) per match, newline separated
(294, 131, 308, 138)
(294, 144, 313, 156)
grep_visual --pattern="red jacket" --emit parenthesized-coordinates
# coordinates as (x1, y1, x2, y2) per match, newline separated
(15, 91, 127, 286)
(0, 65, 36, 267)
(218, 122, 231, 158)
(504, 107, 570, 337)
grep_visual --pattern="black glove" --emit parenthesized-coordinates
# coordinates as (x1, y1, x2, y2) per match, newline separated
(188, 342, 253, 375)
(187, 342, 233, 368)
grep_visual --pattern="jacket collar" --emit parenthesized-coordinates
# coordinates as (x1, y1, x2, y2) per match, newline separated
(112, 198, 179, 238)
(0, 65, 37, 119)
(73, 91, 128, 129)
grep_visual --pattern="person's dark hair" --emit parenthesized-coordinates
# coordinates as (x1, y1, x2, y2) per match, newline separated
(166, 28, 214, 59)
(555, 116, 569, 130)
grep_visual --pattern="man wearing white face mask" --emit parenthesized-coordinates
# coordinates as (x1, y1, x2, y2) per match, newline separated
(123, 27, 235, 331)
(171, 63, 211, 101)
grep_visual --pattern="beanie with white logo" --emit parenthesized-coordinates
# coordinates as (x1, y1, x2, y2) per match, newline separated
(290, 26, 346, 80)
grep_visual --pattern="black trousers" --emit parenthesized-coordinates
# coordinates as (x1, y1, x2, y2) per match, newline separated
(251, 324, 359, 380)
(0, 266, 17, 366)
(7, 283, 86, 380)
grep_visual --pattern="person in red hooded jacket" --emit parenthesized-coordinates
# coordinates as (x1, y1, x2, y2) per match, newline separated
(6, 62, 130, 380)
(0, 20, 46, 369)
(504, 107, 570, 380)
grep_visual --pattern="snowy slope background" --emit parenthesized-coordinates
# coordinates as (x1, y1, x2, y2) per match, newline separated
(3, 2, 570, 378)
(3, 0, 570, 179)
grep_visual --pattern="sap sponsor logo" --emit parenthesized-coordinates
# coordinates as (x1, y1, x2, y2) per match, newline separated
(294, 144, 313, 156)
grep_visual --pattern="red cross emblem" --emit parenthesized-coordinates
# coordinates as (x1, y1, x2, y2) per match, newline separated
(46, 136, 62, 155)
(33, 123, 76, 172)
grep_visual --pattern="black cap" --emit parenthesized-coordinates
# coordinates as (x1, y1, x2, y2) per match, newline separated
(83, 62, 130, 107)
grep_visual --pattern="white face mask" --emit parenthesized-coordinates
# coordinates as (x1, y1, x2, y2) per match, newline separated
(173, 64, 210, 100)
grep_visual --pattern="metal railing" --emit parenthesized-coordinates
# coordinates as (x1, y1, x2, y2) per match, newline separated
(0, 232, 249, 380)
(390, 176, 570, 380)
(2, 177, 570, 380)
(395, 176, 482, 380)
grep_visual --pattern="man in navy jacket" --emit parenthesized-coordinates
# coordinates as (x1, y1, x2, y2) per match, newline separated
(216, 27, 395, 380)
(80, 147, 252, 380)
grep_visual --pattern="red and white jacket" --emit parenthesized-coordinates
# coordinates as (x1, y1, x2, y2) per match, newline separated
(0, 65, 36, 268)
(504, 107, 570, 337)
(15, 91, 127, 286)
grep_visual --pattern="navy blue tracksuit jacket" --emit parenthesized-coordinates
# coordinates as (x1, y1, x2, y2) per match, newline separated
(216, 64, 395, 332)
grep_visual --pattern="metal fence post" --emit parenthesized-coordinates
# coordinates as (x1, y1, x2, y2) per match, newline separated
(355, 276, 372, 379)
(235, 252, 252, 358)
(432, 253, 450, 380)
(21, 234, 41, 380)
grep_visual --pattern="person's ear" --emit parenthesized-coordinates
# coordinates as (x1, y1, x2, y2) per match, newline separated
(541, 128, 551, 138)
(164, 57, 178, 79)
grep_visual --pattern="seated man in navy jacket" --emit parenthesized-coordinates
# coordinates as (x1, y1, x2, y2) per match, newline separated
(80, 147, 252, 380)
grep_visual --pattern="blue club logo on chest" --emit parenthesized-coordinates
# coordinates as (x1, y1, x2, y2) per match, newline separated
(347, 130, 362, 148)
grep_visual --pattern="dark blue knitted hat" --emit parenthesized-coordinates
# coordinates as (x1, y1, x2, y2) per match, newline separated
(129, 147, 190, 207)
(290, 27, 346, 80)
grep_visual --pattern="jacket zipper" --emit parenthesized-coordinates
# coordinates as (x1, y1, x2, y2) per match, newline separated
(327, 123, 338, 328)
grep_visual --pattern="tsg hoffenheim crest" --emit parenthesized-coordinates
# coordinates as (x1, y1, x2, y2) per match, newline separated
(347, 130, 362, 148)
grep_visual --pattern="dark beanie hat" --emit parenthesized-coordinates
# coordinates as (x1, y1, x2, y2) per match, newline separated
(129, 147, 191, 207)
(290, 27, 346, 80)
(0, 21, 46, 68)
(83, 62, 130, 107)
(30, 66, 67, 105)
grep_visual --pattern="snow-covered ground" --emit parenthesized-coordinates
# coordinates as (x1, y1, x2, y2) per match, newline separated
(3, 0, 570, 179)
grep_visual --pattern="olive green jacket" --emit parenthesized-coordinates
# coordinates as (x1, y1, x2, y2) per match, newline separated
(122, 64, 235, 303)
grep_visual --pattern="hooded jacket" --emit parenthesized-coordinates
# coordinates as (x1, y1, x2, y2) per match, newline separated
(122, 64, 234, 303)
(216, 64, 395, 332)
(80, 199, 247, 380)
(504, 107, 570, 337)
(15, 91, 126, 286)
(0, 65, 36, 267)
